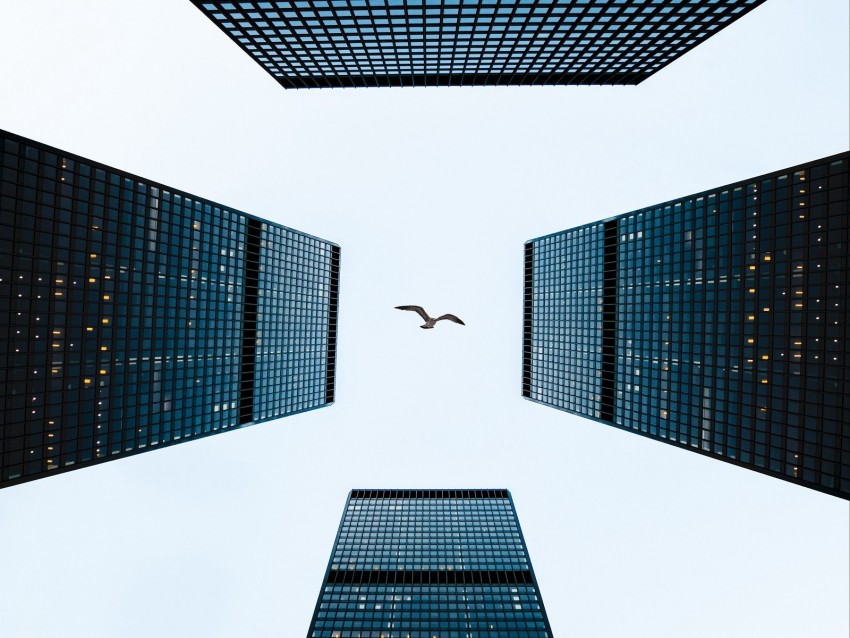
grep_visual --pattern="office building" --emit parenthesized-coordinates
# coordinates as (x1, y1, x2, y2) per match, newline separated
(308, 489, 553, 637)
(523, 152, 849, 499)
(190, 0, 767, 89)
(0, 129, 340, 487)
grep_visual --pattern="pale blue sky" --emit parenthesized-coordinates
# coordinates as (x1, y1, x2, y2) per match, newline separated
(0, 1, 848, 637)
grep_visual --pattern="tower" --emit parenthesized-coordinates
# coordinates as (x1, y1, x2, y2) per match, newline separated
(0, 129, 340, 487)
(308, 489, 553, 637)
(523, 152, 850, 499)
(190, 0, 768, 90)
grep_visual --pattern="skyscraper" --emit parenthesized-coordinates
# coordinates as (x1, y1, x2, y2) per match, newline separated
(190, 0, 767, 90)
(308, 489, 553, 637)
(523, 152, 850, 499)
(0, 129, 340, 488)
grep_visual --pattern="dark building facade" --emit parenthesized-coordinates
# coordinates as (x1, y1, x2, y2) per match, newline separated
(308, 489, 553, 637)
(523, 152, 850, 499)
(0, 129, 340, 487)
(190, 0, 766, 89)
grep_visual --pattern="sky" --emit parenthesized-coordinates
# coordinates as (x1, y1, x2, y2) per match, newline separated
(0, 1, 848, 637)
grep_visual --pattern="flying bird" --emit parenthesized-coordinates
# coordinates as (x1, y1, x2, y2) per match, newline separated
(395, 305, 465, 330)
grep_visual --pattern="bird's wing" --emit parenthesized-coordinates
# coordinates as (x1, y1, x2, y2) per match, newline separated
(395, 305, 430, 321)
(436, 314, 465, 325)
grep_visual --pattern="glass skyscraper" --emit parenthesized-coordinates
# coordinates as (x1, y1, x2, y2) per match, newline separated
(308, 489, 553, 637)
(0, 129, 340, 488)
(190, 0, 766, 89)
(523, 152, 850, 499)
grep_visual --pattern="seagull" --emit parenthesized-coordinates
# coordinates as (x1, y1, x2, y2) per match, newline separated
(395, 305, 465, 330)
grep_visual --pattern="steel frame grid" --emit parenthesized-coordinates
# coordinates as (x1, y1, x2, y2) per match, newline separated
(306, 489, 555, 638)
(522, 151, 850, 500)
(0, 128, 341, 488)
(190, 0, 767, 89)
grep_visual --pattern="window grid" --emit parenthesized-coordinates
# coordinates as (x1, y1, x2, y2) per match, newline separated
(308, 490, 553, 637)
(191, 0, 766, 89)
(0, 129, 340, 487)
(524, 153, 850, 499)
(526, 224, 604, 419)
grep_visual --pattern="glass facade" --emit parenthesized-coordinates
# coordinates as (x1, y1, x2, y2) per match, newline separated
(308, 489, 553, 637)
(0, 129, 340, 488)
(190, 0, 766, 89)
(524, 153, 850, 500)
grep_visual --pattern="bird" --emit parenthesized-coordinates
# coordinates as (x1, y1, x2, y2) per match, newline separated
(395, 305, 465, 330)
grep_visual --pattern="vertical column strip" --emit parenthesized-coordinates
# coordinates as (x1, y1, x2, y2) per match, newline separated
(522, 242, 534, 398)
(601, 220, 618, 422)
(325, 245, 341, 403)
(239, 218, 261, 424)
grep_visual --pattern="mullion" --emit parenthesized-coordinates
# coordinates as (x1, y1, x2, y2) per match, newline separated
(305, 0, 352, 88)
(596, 5, 661, 86)
(295, 4, 332, 87)
(476, 2, 510, 83)
(514, 1, 560, 85)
